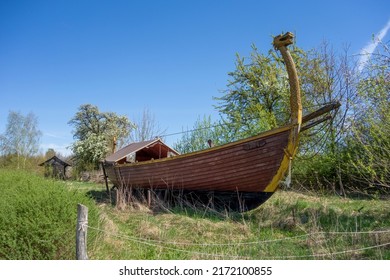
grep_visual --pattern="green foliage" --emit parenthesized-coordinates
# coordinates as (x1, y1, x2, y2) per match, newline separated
(341, 84, 390, 191)
(173, 115, 226, 153)
(69, 104, 134, 170)
(0, 169, 99, 259)
(337, 40, 390, 193)
(294, 40, 390, 194)
(343, 115, 389, 192)
(293, 153, 340, 194)
(214, 45, 293, 141)
(0, 154, 46, 175)
(71, 132, 108, 169)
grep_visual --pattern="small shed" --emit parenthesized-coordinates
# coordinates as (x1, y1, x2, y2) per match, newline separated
(105, 138, 180, 164)
(39, 156, 71, 179)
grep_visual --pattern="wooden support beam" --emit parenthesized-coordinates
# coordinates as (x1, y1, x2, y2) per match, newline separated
(301, 115, 332, 132)
(302, 101, 341, 124)
(147, 189, 152, 207)
(101, 161, 110, 194)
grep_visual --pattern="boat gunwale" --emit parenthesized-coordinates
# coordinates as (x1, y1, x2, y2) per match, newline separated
(106, 123, 294, 168)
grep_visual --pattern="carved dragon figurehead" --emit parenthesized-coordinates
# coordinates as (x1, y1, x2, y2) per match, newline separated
(273, 32, 294, 50)
(272, 31, 302, 155)
(263, 31, 302, 193)
(271, 32, 301, 129)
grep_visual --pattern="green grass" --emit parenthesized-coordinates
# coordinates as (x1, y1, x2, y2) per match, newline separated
(74, 185, 390, 260)
(1, 169, 389, 260)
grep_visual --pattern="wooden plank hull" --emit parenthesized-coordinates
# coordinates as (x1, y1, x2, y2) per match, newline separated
(104, 127, 291, 211)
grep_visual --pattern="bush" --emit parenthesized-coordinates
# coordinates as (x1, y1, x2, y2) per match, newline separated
(0, 169, 99, 259)
(293, 153, 339, 192)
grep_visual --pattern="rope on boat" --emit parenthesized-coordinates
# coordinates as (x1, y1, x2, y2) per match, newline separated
(280, 158, 292, 188)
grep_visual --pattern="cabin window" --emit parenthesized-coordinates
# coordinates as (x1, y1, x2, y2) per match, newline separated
(168, 151, 176, 158)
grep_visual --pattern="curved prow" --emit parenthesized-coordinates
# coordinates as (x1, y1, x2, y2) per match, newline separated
(263, 32, 303, 193)
(273, 32, 302, 131)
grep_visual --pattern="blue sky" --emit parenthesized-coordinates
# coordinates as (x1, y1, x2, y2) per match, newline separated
(1, 0, 389, 155)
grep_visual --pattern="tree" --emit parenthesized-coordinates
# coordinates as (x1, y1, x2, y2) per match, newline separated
(0, 111, 41, 168)
(214, 44, 307, 142)
(128, 107, 167, 143)
(298, 42, 358, 153)
(341, 39, 390, 192)
(68, 104, 134, 170)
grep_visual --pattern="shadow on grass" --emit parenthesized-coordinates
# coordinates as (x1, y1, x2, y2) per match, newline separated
(85, 189, 243, 222)
(85, 187, 258, 223)
(86, 189, 113, 204)
(167, 205, 247, 222)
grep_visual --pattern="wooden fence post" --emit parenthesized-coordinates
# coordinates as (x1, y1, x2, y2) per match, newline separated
(76, 204, 88, 260)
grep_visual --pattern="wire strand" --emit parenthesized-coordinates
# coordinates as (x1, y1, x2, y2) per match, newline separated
(87, 225, 390, 259)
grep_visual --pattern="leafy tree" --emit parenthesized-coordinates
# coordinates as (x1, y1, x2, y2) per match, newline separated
(214, 44, 310, 142)
(0, 111, 41, 169)
(68, 104, 134, 170)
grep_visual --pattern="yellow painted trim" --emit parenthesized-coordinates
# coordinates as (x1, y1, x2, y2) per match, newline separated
(263, 129, 300, 192)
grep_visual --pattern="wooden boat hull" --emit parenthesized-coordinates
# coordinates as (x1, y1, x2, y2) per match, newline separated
(104, 126, 292, 211)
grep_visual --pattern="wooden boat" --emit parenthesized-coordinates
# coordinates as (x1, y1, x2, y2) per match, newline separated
(103, 32, 339, 211)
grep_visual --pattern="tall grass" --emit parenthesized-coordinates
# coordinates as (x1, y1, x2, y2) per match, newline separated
(0, 169, 99, 259)
(88, 189, 390, 260)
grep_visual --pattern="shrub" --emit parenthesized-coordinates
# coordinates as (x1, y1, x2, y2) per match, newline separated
(0, 169, 99, 259)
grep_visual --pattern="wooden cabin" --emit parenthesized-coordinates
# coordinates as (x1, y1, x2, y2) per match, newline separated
(39, 156, 71, 179)
(105, 138, 179, 164)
